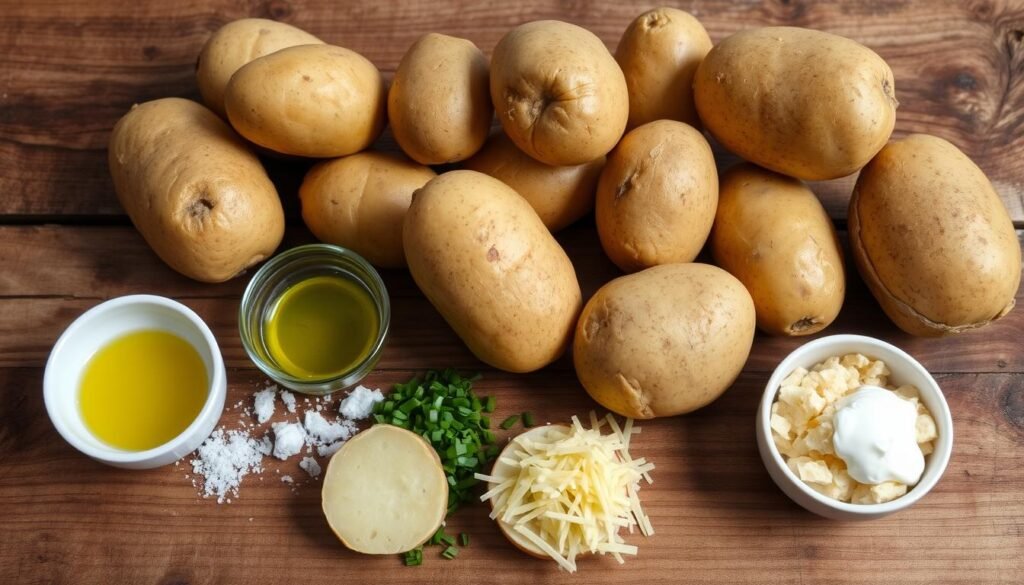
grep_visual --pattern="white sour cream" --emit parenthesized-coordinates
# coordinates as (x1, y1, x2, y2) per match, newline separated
(832, 386, 924, 486)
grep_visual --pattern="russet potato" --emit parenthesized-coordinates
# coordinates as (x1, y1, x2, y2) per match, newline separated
(574, 263, 755, 419)
(615, 7, 712, 130)
(403, 170, 582, 373)
(108, 98, 284, 283)
(388, 33, 492, 165)
(196, 18, 323, 118)
(694, 26, 897, 180)
(300, 151, 436, 268)
(849, 134, 1020, 336)
(225, 44, 385, 158)
(462, 131, 603, 232)
(595, 120, 718, 272)
(711, 164, 845, 336)
(490, 20, 628, 166)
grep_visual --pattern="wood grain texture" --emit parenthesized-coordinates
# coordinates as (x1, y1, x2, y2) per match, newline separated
(2, 1, 1024, 583)
(2, 223, 1023, 374)
(0, 0, 1022, 221)
(1, 367, 1022, 584)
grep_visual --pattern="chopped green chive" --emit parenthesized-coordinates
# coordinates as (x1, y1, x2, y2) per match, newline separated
(522, 411, 536, 428)
(459, 532, 470, 547)
(499, 414, 520, 430)
(374, 369, 499, 566)
(403, 547, 423, 566)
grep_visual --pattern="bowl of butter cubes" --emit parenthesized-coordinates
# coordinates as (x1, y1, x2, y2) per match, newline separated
(756, 334, 953, 520)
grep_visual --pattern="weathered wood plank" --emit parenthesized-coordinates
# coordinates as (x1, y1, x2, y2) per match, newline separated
(1, 367, 1020, 584)
(1, 224, 1021, 374)
(0, 0, 1022, 221)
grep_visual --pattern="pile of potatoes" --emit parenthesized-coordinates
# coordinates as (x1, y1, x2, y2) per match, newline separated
(108, 9, 1020, 420)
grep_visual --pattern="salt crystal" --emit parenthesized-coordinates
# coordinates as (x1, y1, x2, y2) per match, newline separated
(190, 429, 266, 504)
(304, 411, 356, 445)
(318, 441, 345, 457)
(281, 390, 297, 413)
(299, 457, 322, 478)
(253, 387, 276, 424)
(271, 422, 306, 460)
(339, 385, 384, 420)
(281, 475, 294, 484)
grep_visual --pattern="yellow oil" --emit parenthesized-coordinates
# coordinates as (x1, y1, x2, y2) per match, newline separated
(265, 274, 379, 380)
(79, 330, 208, 451)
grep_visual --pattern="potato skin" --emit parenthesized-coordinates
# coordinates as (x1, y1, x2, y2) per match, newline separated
(694, 26, 897, 180)
(300, 152, 436, 268)
(574, 263, 755, 419)
(403, 170, 582, 373)
(225, 44, 385, 158)
(596, 120, 718, 272)
(711, 164, 845, 336)
(490, 20, 628, 166)
(388, 33, 492, 165)
(196, 19, 322, 118)
(108, 98, 284, 283)
(849, 134, 1020, 336)
(615, 7, 712, 130)
(462, 131, 604, 232)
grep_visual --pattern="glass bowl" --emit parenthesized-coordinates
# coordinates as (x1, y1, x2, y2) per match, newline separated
(239, 244, 390, 395)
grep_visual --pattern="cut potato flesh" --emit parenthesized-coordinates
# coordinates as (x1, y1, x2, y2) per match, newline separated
(322, 424, 447, 554)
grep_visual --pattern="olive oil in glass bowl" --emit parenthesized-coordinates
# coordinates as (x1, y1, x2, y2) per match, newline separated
(240, 244, 391, 395)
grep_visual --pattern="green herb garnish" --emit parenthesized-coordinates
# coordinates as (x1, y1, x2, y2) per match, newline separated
(403, 547, 423, 566)
(459, 532, 470, 547)
(374, 369, 496, 515)
(499, 414, 520, 430)
(522, 411, 536, 428)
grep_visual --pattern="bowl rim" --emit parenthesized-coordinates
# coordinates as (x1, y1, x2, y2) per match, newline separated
(43, 294, 226, 464)
(758, 333, 954, 515)
(238, 243, 391, 394)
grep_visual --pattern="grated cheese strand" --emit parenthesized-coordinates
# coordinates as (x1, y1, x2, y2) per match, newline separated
(481, 412, 654, 573)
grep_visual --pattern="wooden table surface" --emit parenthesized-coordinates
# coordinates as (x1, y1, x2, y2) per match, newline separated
(2, 1, 1023, 584)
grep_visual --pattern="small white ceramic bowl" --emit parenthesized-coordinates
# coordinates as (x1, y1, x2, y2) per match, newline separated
(44, 295, 226, 469)
(756, 334, 953, 520)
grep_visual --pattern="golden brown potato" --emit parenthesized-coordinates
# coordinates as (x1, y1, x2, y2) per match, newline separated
(711, 164, 845, 336)
(490, 20, 628, 166)
(196, 18, 323, 118)
(574, 263, 755, 419)
(403, 170, 582, 373)
(615, 7, 712, 130)
(300, 151, 436, 268)
(694, 26, 897, 180)
(849, 134, 1020, 336)
(595, 120, 718, 272)
(108, 98, 284, 283)
(225, 44, 385, 158)
(462, 131, 604, 232)
(388, 33, 492, 165)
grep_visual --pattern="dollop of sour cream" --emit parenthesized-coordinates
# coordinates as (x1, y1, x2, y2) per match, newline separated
(832, 386, 925, 486)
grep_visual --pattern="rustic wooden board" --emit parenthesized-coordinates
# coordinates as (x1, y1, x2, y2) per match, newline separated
(2, 1, 1024, 583)
(0, 0, 1022, 222)
(1, 367, 1022, 584)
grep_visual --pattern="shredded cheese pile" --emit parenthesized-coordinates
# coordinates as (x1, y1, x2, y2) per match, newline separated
(475, 413, 654, 573)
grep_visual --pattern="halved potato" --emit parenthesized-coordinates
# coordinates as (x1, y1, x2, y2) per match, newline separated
(321, 425, 447, 554)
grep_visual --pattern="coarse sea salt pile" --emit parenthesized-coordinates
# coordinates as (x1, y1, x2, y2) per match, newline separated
(189, 384, 383, 503)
